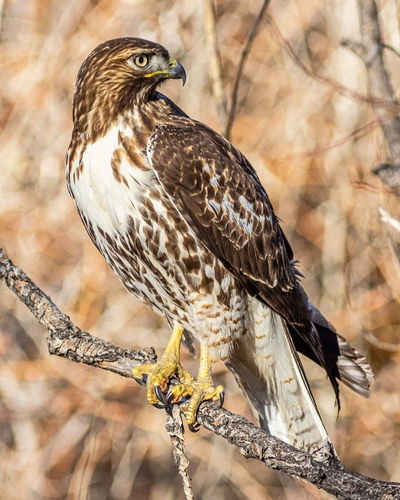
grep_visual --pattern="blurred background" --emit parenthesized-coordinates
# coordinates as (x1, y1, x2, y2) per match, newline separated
(1, 0, 400, 498)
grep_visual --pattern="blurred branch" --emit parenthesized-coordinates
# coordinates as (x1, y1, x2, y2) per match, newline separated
(266, 4, 400, 188)
(0, 0, 4, 44)
(224, 0, 270, 140)
(342, 0, 400, 188)
(280, 114, 390, 164)
(350, 180, 400, 196)
(202, 0, 270, 140)
(266, 14, 400, 115)
(379, 206, 400, 232)
(363, 330, 400, 352)
(202, 0, 228, 132)
(380, 43, 400, 60)
(1, 246, 400, 499)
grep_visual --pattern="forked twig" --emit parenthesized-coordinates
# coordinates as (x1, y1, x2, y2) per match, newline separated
(381, 43, 400, 60)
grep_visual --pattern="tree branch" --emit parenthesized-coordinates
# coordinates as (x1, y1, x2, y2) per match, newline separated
(202, 0, 228, 133)
(0, 247, 157, 376)
(166, 405, 194, 500)
(267, 14, 398, 114)
(202, 0, 271, 140)
(342, 0, 400, 188)
(224, 0, 271, 141)
(1, 246, 400, 499)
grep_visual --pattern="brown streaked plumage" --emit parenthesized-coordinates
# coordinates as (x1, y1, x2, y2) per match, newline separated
(66, 37, 373, 450)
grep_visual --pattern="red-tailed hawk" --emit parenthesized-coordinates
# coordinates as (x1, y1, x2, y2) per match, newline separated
(66, 38, 373, 450)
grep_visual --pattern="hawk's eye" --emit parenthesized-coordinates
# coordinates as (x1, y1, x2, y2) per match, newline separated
(134, 55, 149, 67)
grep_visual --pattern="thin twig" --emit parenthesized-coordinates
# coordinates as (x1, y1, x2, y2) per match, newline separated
(165, 405, 194, 500)
(379, 206, 400, 233)
(269, 7, 400, 187)
(224, 0, 271, 140)
(350, 180, 400, 196)
(1, 246, 400, 499)
(381, 43, 400, 60)
(363, 330, 400, 352)
(267, 14, 400, 116)
(278, 113, 390, 165)
(202, 0, 228, 132)
(202, 0, 270, 139)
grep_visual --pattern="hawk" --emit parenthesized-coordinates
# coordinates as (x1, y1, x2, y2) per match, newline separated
(66, 37, 373, 450)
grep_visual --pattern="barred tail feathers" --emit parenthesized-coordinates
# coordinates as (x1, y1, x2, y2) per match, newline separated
(226, 296, 327, 450)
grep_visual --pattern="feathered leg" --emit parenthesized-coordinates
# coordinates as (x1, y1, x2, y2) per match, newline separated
(132, 323, 193, 406)
(171, 344, 224, 428)
(132, 323, 224, 427)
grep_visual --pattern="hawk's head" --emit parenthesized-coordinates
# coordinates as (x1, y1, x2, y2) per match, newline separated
(72, 38, 186, 138)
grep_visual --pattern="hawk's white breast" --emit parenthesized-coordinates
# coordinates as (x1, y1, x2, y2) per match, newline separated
(69, 121, 153, 237)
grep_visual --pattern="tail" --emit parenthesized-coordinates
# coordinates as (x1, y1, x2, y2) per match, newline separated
(225, 297, 373, 451)
(226, 297, 328, 450)
(304, 300, 373, 398)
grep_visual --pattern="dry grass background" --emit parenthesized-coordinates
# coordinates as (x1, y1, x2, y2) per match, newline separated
(0, 0, 400, 498)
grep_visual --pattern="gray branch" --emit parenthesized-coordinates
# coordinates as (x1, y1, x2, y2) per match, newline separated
(342, 0, 400, 188)
(166, 405, 195, 500)
(1, 246, 399, 499)
(0, 247, 157, 375)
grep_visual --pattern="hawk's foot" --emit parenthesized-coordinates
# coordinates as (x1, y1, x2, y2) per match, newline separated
(170, 344, 224, 430)
(132, 324, 224, 430)
(132, 323, 194, 409)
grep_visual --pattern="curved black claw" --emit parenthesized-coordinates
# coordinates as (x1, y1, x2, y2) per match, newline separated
(154, 385, 166, 405)
(152, 401, 165, 409)
(133, 375, 147, 386)
(188, 422, 201, 433)
(164, 392, 175, 416)
(219, 391, 225, 408)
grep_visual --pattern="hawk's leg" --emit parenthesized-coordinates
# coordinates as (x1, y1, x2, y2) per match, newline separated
(170, 344, 224, 428)
(132, 323, 224, 428)
(132, 323, 194, 407)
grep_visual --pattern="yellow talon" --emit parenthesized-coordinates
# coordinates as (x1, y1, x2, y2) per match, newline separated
(132, 322, 224, 427)
(184, 346, 224, 425)
(132, 323, 192, 405)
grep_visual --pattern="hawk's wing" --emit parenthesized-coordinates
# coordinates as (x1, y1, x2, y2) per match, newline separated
(148, 121, 297, 295)
(147, 120, 334, 385)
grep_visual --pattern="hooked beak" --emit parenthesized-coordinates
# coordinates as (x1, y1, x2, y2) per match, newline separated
(168, 58, 186, 86)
